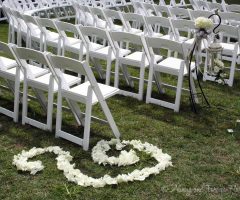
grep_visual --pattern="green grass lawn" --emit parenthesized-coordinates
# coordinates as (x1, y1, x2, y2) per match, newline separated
(0, 6, 240, 200)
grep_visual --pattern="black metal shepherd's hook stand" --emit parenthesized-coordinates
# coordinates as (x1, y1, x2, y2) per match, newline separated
(188, 9, 222, 113)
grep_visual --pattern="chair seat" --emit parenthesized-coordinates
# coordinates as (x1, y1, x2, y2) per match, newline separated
(221, 42, 240, 55)
(0, 67, 24, 81)
(155, 57, 195, 75)
(28, 64, 49, 77)
(89, 42, 105, 51)
(91, 46, 130, 59)
(28, 72, 81, 91)
(129, 28, 143, 35)
(122, 52, 162, 67)
(46, 32, 59, 43)
(63, 81, 119, 104)
(65, 37, 81, 46)
(111, 24, 124, 31)
(97, 19, 107, 29)
(0, 57, 18, 70)
(65, 42, 87, 55)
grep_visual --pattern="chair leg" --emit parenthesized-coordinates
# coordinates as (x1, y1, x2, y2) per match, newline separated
(138, 65, 145, 101)
(114, 58, 120, 88)
(56, 89, 62, 138)
(121, 64, 134, 88)
(174, 66, 184, 112)
(99, 99, 120, 139)
(105, 59, 112, 86)
(22, 79, 28, 125)
(91, 57, 105, 79)
(46, 78, 54, 131)
(13, 74, 20, 123)
(146, 64, 154, 104)
(228, 54, 237, 87)
(83, 96, 92, 151)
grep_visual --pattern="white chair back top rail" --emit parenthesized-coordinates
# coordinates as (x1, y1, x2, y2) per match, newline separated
(110, 31, 144, 47)
(48, 54, 87, 76)
(14, 46, 50, 67)
(171, 18, 195, 30)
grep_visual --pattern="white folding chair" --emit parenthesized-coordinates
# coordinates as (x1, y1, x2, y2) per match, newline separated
(154, 4, 171, 17)
(142, 2, 157, 16)
(204, 24, 240, 87)
(2, 6, 20, 44)
(80, 25, 129, 85)
(103, 9, 127, 31)
(54, 20, 86, 60)
(21, 14, 42, 49)
(0, 42, 21, 122)
(121, 12, 147, 35)
(145, 37, 197, 112)
(47, 54, 120, 150)
(89, 6, 108, 29)
(36, 17, 60, 53)
(13, 47, 80, 131)
(110, 31, 162, 100)
(171, 18, 208, 49)
(145, 16, 175, 40)
(78, 5, 94, 26)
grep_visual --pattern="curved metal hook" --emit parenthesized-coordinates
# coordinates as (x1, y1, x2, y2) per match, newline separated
(208, 9, 222, 34)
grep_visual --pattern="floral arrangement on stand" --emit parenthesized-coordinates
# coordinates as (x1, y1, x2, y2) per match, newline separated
(195, 17, 213, 39)
(187, 16, 214, 112)
(12, 139, 172, 188)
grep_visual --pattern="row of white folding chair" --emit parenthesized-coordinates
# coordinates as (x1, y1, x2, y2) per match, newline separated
(18, 12, 198, 110)
(3, 0, 75, 19)
(0, 41, 121, 150)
